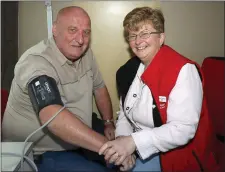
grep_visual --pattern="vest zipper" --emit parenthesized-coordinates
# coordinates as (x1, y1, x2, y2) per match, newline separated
(192, 150, 204, 172)
(159, 154, 163, 172)
(212, 151, 219, 164)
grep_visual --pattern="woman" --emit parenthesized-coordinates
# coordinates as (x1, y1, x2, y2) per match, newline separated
(99, 7, 220, 172)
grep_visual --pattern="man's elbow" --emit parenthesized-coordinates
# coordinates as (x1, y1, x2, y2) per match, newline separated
(39, 104, 64, 126)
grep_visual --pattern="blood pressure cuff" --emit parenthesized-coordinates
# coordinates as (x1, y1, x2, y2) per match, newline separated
(28, 75, 64, 115)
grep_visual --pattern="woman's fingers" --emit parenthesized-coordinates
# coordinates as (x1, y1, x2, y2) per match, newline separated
(115, 155, 126, 166)
(99, 143, 109, 155)
(108, 152, 120, 164)
(104, 147, 117, 161)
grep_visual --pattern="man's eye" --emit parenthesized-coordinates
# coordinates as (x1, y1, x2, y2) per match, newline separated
(69, 28, 77, 33)
(84, 30, 91, 36)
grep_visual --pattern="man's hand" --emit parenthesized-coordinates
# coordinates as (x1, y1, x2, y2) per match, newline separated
(104, 122, 115, 140)
(120, 154, 136, 171)
(99, 136, 136, 165)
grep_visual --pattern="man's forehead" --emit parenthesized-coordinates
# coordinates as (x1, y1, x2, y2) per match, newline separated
(57, 14, 91, 29)
(57, 7, 88, 17)
(59, 11, 89, 21)
(56, 7, 91, 25)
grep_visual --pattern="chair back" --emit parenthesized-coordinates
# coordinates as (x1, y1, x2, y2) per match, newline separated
(1, 89, 9, 123)
(201, 57, 225, 138)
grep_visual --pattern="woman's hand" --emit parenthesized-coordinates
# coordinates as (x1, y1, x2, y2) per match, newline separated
(99, 135, 136, 165)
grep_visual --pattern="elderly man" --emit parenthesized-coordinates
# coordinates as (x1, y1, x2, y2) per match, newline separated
(2, 6, 115, 171)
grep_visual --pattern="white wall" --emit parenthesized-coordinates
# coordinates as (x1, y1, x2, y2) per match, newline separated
(18, 1, 224, 118)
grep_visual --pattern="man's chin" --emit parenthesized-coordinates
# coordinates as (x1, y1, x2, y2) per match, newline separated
(66, 47, 89, 61)
(67, 53, 85, 61)
(67, 56, 81, 61)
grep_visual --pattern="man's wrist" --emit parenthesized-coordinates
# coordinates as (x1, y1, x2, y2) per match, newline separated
(103, 119, 114, 125)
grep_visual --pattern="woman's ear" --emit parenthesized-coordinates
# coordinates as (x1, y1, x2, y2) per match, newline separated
(159, 33, 165, 46)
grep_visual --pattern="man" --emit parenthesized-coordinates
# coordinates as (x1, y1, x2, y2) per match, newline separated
(2, 6, 115, 171)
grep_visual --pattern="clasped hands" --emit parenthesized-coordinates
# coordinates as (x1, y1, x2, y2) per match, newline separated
(99, 136, 136, 171)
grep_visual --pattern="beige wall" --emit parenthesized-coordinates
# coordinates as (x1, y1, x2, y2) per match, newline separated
(161, 1, 224, 65)
(18, 1, 224, 118)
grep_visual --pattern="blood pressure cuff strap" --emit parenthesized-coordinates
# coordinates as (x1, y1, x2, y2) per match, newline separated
(28, 75, 64, 115)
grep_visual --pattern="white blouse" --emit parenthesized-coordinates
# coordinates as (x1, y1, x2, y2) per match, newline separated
(115, 63, 203, 160)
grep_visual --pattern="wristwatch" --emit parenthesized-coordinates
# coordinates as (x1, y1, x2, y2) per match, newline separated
(103, 119, 114, 125)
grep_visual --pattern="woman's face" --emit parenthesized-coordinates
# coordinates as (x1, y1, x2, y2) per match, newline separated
(128, 23, 165, 65)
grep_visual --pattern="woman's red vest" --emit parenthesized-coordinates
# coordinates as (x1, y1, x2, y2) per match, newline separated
(141, 45, 220, 172)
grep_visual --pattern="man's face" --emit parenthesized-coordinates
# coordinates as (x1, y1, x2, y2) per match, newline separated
(53, 11, 91, 61)
(128, 23, 165, 65)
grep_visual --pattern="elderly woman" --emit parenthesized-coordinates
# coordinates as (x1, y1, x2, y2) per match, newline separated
(99, 7, 220, 172)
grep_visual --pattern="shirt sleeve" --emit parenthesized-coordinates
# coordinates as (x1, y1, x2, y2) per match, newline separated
(88, 49, 105, 90)
(131, 63, 203, 160)
(115, 98, 133, 137)
(15, 55, 58, 92)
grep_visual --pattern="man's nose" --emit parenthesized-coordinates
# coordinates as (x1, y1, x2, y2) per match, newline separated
(75, 31, 84, 45)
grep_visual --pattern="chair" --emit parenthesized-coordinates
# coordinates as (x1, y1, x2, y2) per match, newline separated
(1, 89, 9, 123)
(201, 57, 225, 141)
(201, 57, 225, 171)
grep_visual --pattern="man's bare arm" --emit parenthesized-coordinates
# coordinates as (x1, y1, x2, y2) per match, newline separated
(94, 86, 113, 121)
(39, 104, 108, 152)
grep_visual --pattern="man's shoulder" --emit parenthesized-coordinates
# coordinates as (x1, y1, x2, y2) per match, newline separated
(16, 39, 55, 68)
(14, 39, 56, 81)
(19, 39, 49, 59)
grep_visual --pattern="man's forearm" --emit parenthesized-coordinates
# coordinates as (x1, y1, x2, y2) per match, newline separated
(39, 105, 108, 152)
(94, 86, 114, 121)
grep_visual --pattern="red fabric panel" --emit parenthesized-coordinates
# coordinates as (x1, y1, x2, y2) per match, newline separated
(201, 57, 225, 136)
(1, 89, 9, 123)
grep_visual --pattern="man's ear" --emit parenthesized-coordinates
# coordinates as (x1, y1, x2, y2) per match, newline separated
(52, 22, 57, 37)
(159, 33, 165, 46)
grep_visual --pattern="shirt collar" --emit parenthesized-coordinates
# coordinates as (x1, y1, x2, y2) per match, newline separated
(49, 37, 72, 66)
(137, 63, 145, 78)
